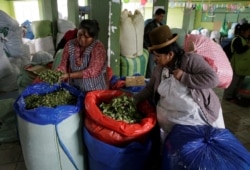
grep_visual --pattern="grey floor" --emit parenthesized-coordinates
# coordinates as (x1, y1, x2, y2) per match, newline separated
(0, 88, 249, 170)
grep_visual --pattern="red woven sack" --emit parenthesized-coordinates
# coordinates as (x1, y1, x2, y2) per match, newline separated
(84, 90, 156, 138)
(184, 34, 233, 88)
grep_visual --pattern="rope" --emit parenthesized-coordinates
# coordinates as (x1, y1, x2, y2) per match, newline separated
(55, 124, 79, 170)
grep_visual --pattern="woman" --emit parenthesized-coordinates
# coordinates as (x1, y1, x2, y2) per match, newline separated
(57, 19, 108, 92)
(134, 25, 225, 142)
(223, 23, 250, 104)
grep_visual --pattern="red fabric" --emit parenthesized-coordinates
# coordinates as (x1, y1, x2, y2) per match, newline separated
(84, 90, 156, 141)
(107, 66, 113, 82)
(184, 34, 233, 88)
(110, 80, 126, 90)
(64, 29, 78, 42)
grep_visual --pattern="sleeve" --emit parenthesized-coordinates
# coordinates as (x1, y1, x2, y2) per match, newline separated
(82, 42, 107, 78)
(133, 67, 158, 104)
(180, 53, 219, 89)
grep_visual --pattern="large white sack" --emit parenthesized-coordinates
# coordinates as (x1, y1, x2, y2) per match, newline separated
(17, 113, 85, 170)
(22, 38, 36, 55)
(190, 29, 200, 35)
(0, 33, 12, 79)
(200, 28, 210, 37)
(0, 49, 12, 79)
(210, 30, 221, 43)
(34, 36, 55, 55)
(9, 55, 30, 70)
(0, 55, 30, 92)
(0, 62, 20, 92)
(57, 19, 76, 33)
(4, 28, 27, 57)
(132, 10, 144, 56)
(56, 32, 65, 47)
(0, 10, 19, 32)
(120, 9, 137, 58)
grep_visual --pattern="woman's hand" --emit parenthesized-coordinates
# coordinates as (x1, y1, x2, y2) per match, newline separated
(173, 69, 183, 80)
(59, 73, 70, 81)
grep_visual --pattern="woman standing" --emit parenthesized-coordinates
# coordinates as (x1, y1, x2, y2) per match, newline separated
(223, 23, 250, 105)
(57, 19, 108, 92)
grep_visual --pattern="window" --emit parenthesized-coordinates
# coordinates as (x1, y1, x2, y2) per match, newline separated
(13, 1, 40, 25)
(57, 0, 88, 20)
(57, 0, 68, 19)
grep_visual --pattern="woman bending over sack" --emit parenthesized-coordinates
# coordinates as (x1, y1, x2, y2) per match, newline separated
(56, 19, 108, 92)
(134, 25, 225, 143)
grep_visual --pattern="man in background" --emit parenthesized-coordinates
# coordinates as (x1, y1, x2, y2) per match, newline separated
(144, 8, 166, 78)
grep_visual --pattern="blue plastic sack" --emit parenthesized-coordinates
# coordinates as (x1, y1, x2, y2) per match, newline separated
(162, 124, 250, 170)
(83, 127, 152, 170)
(14, 82, 84, 125)
(21, 20, 34, 39)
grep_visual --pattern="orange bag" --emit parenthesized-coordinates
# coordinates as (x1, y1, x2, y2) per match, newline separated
(84, 90, 156, 144)
(84, 117, 148, 146)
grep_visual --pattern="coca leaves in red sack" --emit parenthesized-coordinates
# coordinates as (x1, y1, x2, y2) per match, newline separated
(184, 34, 233, 88)
(84, 90, 156, 137)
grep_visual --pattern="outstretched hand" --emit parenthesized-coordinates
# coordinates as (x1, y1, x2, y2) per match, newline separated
(59, 73, 70, 81)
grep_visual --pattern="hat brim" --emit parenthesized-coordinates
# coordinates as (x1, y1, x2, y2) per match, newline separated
(148, 34, 178, 51)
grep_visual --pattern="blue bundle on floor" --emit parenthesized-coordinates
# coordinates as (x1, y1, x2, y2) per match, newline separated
(162, 124, 250, 170)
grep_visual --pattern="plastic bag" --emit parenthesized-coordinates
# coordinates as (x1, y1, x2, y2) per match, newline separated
(14, 82, 84, 125)
(162, 124, 250, 170)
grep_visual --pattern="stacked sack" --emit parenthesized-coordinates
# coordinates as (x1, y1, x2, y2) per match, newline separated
(0, 10, 30, 93)
(119, 9, 149, 77)
(31, 20, 55, 55)
(56, 19, 76, 48)
(120, 9, 144, 58)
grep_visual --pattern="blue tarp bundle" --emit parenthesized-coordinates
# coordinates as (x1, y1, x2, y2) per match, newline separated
(162, 124, 250, 170)
(14, 82, 84, 125)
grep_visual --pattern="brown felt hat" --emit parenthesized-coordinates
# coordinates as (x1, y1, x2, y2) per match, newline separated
(148, 25, 178, 51)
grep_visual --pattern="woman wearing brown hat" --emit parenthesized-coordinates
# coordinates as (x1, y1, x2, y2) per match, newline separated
(134, 25, 225, 144)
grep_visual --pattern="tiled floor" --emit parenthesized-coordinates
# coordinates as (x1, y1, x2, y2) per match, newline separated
(0, 88, 249, 170)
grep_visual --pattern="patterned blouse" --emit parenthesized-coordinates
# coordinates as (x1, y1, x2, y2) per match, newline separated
(57, 39, 108, 91)
(57, 39, 107, 78)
